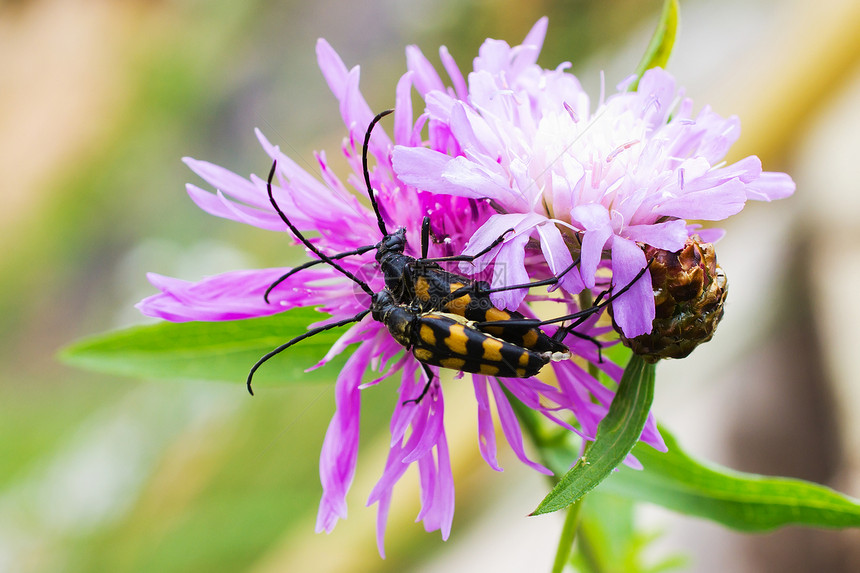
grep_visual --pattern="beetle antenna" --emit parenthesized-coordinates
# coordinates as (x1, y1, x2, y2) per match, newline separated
(247, 309, 370, 395)
(363, 109, 394, 238)
(265, 161, 374, 297)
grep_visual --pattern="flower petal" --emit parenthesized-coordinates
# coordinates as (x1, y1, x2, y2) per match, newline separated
(520, 17, 548, 62)
(535, 220, 585, 293)
(490, 378, 552, 475)
(136, 268, 339, 322)
(185, 184, 283, 231)
(686, 224, 725, 244)
(622, 219, 688, 251)
(490, 230, 532, 310)
(471, 375, 501, 471)
(609, 238, 654, 338)
(316, 341, 376, 534)
(183, 157, 269, 208)
(406, 44, 445, 97)
(316, 38, 350, 102)
(747, 171, 796, 201)
(571, 204, 613, 289)
(394, 71, 415, 146)
(658, 178, 747, 220)
(458, 212, 542, 273)
(392, 147, 465, 195)
(439, 45, 467, 100)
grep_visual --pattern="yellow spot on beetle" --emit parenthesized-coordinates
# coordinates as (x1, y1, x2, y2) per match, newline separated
(521, 329, 538, 348)
(479, 364, 500, 376)
(444, 324, 469, 355)
(419, 324, 436, 346)
(415, 276, 430, 301)
(481, 337, 503, 362)
(518, 351, 531, 367)
(414, 348, 434, 362)
(447, 293, 470, 314)
(484, 308, 512, 322)
(440, 358, 466, 370)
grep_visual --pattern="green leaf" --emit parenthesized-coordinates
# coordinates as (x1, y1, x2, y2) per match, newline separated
(630, 0, 680, 91)
(533, 355, 656, 515)
(59, 307, 349, 388)
(603, 426, 860, 531)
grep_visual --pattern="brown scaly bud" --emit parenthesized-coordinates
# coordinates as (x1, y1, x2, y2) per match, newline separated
(612, 235, 728, 362)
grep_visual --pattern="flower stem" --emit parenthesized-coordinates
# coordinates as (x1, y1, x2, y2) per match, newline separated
(577, 288, 602, 381)
(575, 523, 606, 573)
(579, 288, 594, 310)
(551, 497, 583, 573)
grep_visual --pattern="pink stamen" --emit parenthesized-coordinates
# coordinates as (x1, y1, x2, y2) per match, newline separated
(644, 95, 661, 115)
(563, 101, 579, 123)
(606, 140, 639, 163)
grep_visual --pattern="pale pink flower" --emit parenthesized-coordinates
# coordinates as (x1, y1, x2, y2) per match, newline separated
(138, 25, 669, 555)
(393, 17, 795, 337)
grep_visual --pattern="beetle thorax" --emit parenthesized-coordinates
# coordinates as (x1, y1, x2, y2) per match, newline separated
(375, 228, 407, 263)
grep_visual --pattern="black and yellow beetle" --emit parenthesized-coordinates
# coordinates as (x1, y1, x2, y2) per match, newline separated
(247, 157, 574, 402)
(372, 289, 571, 400)
(261, 112, 580, 355)
(248, 110, 645, 401)
(372, 222, 578, 356)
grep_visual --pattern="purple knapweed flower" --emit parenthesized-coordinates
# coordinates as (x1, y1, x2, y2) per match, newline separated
(137, 28, 666, 555)
(393, 17, 795, 338)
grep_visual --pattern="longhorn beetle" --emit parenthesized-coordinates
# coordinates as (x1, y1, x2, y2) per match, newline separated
(264, 112, 594, 352)
(248, 110, 649, 402)
(248, 160, 573, 403)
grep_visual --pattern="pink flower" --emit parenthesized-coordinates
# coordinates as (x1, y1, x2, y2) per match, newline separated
(393, 17, 795, 338)
(137, 27, 667, 556)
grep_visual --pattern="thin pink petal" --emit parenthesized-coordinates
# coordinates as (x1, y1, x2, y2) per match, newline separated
(394, 71, 414, 145)
(472, 375, 502, 471)
(490, 231, 531, 310)
(183, 157, 269, 208)
(622, 219, 688, 251)
(658, 178, 747, 220)
(392, 147, 465, 195)
(316, 38, 350, 101)
(406, 45, 445, 97)
(316, 341, 375, 533)
(609, 238, 654, 338)
(137, 268, 339, 322)
(185, 184, 283, 231)
(439, 45, 467, 100)
(572, 204, 613, 289)
(747, 171, 796, 201)
(490, 379, 552, 475)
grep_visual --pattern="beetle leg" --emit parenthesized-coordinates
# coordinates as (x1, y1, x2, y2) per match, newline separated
(417, 228, 514, 264)
(402, 363, 436, 406)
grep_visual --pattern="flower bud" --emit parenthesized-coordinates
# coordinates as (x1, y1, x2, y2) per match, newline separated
(614, 235, 728, 362)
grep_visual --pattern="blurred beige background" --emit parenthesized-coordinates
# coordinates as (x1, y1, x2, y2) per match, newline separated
(2, 0, 859, 571)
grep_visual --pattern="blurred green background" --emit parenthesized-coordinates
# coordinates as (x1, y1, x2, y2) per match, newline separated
(3, 0, 860, 571)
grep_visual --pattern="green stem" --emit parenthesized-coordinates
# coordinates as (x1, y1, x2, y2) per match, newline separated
(576, 288, 602, 381)
(630, 0, 680, 91)
(578, 289, 594, 310)
(575, 523, 605, 573)
(508, 390, 591, 572)
(551, 498, 584, 573)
